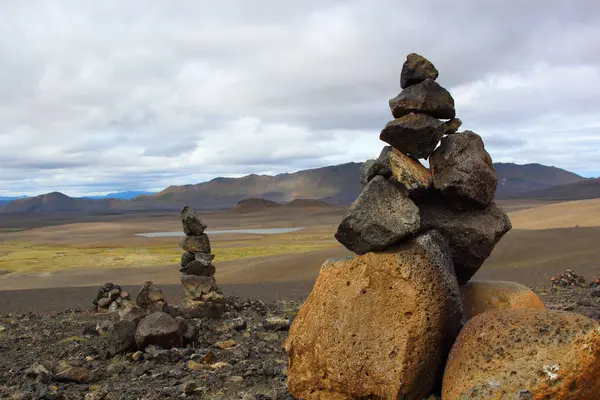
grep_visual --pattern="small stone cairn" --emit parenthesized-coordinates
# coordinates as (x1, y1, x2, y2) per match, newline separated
(178, 206, 225, 317)
(285, 54, 600, 399)
(94, 282, 131, 313)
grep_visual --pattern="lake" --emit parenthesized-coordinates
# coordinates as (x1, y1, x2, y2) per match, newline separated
(135, 227, 305, 237)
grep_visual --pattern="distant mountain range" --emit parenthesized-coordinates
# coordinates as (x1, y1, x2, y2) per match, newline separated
(1, 162, 594, 214)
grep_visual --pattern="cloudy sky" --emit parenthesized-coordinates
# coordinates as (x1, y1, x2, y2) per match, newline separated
(1, 0, 599, 196)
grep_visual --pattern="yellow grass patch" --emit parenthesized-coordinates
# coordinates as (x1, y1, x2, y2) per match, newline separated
(0, 229, 338, 273)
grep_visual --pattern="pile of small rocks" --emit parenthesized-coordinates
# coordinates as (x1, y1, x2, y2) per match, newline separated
(93, 282, 131, 313)
(285, 53, 600, 399)
(551, 268, 599, 288)
(178, 206, 226, 318)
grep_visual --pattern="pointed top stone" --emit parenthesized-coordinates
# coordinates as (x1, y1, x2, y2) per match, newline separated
(400, 53, 439, 89)
(181, 205, 207, 236)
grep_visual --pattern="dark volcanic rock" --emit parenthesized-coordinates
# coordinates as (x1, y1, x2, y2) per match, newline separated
(418, 195, 512, 284)
(179, 234, 211, 253)
(181, 274, 218, 300)
(362, 146, 432, 194)
(380, 113, 447, 159)
(175, 317, 199, 346)
(401, 53, 439, 89)
(107, 320, 136, 357)
(135, 312, 183, 349)
(335, 175, 420, 254)
(180, 261, 216, 276)
(55, 367, 94, 384)
(181, 206, 207, 236)
(430, 131, 497, 208)
(136, 281, 165, 309)
(389, 79, 455, 119)
(360, 159, 378, 185)
(180, 251, 195, 268)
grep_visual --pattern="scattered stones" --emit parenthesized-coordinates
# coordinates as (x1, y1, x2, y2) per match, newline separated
(286, 231, 464, 399)
(380, 113, 447, 159)
(430, 130, 497, 208)
(361, 146, 432, 194)
(176, 316, 199, 347)
(335, 175, 420, 254)
(418, 195, 512, 284)
(181, 205, 208, 235)
(215, 339, 237, 349)
(232, 317, 247, 331)
(460, 280, 546, 320)
(442, 308, 600, 399)
(389, 79, 455, 119)
(400, 53, 439, 89)
(24, 363, 52, 383)
(134, 312, 183, 350)
(263, 317, 291, 332)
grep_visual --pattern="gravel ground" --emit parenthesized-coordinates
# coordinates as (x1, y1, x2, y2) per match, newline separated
(0, 282, 598, 400)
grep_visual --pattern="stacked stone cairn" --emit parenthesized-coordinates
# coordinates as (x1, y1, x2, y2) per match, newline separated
(93, 282, 131, 313)
(285, 54, 600, 399)
(178, 206, 225, 318)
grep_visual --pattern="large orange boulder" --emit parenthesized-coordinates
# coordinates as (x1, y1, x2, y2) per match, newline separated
(442, 308, 600, 399)
(460, 280, 545, 320)
(285, 231, 464, 400)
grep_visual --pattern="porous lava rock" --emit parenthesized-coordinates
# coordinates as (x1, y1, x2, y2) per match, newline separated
(134, 312, 183, 350)
(400, 53, 439, 89)
(380, 113, 447, 159)
(389, 79, 455, 120)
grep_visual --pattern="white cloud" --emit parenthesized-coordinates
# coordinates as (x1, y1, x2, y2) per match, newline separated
(0, 0, 599, 196)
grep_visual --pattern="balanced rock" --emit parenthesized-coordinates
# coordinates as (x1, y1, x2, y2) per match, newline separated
(179, 234, 211, 253)
(430, 131, 497, 208)
(361, 146, 432, 194)
(335, 175, 420, 254)
(443, 308, 600, 399)
(181, 251, 195, 267)
(419, 196, 511, 284)
(181, 274, 218, 300)
(359, 159, 377, 185)
(380, 113, 447, 159)
(286, 231, 464, 400)
(180, 261, 216, 276)
(181, 206, 207, 236)
(460, 280, 546, 320)
(444, 118, 462, 135)
(136, 281, 165, 309)
(389, 79, 455, 120)
(135, 312, 183, 349)
(180, 299, 226, 319)
(400, 53, 439, 89)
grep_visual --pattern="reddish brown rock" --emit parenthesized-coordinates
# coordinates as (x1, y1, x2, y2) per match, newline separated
(389, 79, 455, 120)
(443, 308, 600, 399)
(460, 280, 546, 320)
(380, 113, 447, 159)
(286, 231, 463, 400)
(361, 146, 432, 194)
(430, 131, 497, 208)
(400, 53, 439, 89)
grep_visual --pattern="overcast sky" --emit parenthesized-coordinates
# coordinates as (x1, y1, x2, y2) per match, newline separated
(1, 0, 599, 196)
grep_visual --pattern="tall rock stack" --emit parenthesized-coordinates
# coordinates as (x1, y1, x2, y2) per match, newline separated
(285, 53, 510, 399)
(178, 206, 225, 318)
(286, 54, 600, 399)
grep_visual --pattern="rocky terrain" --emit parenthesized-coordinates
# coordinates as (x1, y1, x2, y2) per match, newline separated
(0, 280, 598, 400)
